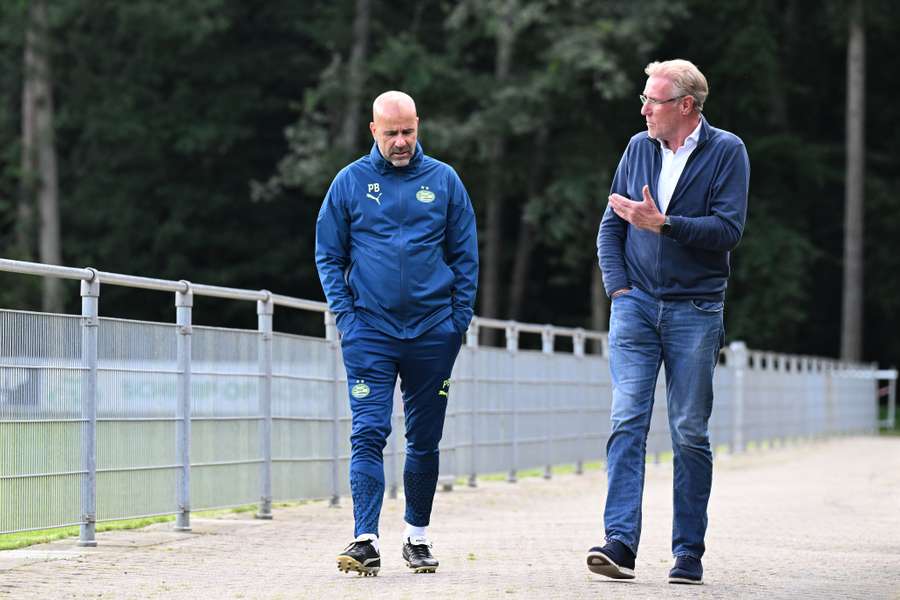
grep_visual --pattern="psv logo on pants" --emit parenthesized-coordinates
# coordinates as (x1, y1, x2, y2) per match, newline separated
(351, 380, 370, 398)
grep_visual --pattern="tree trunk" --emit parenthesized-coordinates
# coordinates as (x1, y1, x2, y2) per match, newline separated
(840, 0, 865, 361)
(769, 0, 796, 130)
(24, 0, 63, 312)
(338, 0, 370, 156)
(18, 2, 37, 262)
(480, 0, 516, 344)
(508, 125, 548, 321)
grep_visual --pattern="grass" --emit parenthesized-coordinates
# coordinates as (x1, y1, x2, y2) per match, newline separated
(0, 501, 303, 551)
(879, 404, 899, 436)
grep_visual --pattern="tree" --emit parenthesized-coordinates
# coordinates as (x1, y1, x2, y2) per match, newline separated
(654, 0, 842, 356)
(252, 0, 380, 200)
(508, 125, 547, 322)
(338, 0, 370, 155)
(510, 1, 684, 330)
(22, 0, 63, 312)
(840, 0, 865, 361)
(0, 0, 894, 368)
(34, 1, 330, 326)
(444, 0, 546, 342)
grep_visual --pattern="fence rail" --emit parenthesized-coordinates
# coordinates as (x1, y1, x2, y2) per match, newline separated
(0, 258, 893, 544)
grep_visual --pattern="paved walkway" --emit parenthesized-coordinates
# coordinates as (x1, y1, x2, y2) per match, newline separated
(1, 436, 899, 599)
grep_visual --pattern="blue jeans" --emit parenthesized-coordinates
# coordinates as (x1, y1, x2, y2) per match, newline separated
(604, 286, 724, 559)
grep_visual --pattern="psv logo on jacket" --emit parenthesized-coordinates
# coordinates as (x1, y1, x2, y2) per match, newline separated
(416, 186, 435, 203)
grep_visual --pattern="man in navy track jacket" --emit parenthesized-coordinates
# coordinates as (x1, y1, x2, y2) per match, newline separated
(316, 91, 478, 576)
(588, 60, 749, 586)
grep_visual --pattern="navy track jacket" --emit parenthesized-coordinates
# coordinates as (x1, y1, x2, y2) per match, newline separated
(598, 117, 750, 302)
(316, 142, 478, 340)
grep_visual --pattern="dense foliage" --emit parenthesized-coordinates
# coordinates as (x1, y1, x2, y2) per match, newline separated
(1, 0, 898, 367)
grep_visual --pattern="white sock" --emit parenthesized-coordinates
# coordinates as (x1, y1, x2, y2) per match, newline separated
(404, 523, 427, 542)
(355, 533, 379, 553)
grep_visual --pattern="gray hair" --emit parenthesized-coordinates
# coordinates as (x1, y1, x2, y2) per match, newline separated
(645, 59, 708, 112)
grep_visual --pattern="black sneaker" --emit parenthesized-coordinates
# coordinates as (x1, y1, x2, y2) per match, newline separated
(668, 555, 703, 584)
(586, 539, 636, 579)
(336, 538, 380, 576)
(402, 536, 439, 573)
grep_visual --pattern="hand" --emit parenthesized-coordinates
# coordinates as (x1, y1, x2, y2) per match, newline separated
(608, 185, 666, 233)
(336, 311, 357, 335)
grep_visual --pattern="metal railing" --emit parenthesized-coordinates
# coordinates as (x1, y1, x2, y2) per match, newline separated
(0, 258, 891, 545)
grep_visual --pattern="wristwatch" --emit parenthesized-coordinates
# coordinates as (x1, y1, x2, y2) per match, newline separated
(660, 216, 673, 237)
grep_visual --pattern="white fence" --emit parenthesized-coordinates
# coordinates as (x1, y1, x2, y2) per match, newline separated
(0, 259, 888, 544)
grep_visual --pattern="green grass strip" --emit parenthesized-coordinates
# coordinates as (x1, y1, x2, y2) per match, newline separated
(0, 502, 301, 551)
(879, 405, 900, 436)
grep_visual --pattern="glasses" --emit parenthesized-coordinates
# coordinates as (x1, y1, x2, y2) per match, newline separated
(639, 94, 685, 106)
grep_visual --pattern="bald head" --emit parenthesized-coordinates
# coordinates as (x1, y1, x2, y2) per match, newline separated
(372, 91, 417, 121)
(370, 91, 419, 167)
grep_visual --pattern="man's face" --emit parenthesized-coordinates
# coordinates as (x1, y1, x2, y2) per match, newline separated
(370, 105, 418, 167)
(640, 75, 686, 143)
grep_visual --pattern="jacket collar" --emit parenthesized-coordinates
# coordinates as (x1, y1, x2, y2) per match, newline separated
(696, 115, 712, 147)
(369, 141, 425, 174)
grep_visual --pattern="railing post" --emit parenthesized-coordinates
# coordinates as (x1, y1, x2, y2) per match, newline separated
(78, 271, 99, 547)
(801, 356, 811, 441)
(765, 352, 776, 448)
(506, 323, 519, 483)
(888, 371, 897, 429)
(541, 326, 554, 480)
(729, 341, 748, 454)
(540, 328, 554, 353)
(175, 283, 193, 532)
(467, 321, 479, 488)
(600, 333, 610, 359)
(325, 311, 341, 507)
(438, 306, 466, 492)
(439, 329, 458, 491)
(573, 329, 585, 475)
(825, 361, 835, 437)
(791, 356, 800, 444)
(256, 294, 274, 520)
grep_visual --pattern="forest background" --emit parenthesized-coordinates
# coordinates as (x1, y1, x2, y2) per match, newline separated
(1, 0, 897, 369)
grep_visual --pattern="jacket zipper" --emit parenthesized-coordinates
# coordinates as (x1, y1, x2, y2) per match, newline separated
(398, 174, 409, 336)
(656, 138, 709, 293)
(653, 143, 663, 295)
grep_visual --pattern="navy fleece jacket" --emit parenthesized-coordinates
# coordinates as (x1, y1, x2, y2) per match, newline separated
(316, 142, 478, 339)
(597, 116, 750, 302)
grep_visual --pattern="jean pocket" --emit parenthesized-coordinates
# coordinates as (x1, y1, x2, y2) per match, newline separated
(611, 288, 634, 301)
(690, 299, 724, 313)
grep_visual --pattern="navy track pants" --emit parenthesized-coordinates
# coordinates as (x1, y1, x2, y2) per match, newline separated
(340, 314, 462, 537)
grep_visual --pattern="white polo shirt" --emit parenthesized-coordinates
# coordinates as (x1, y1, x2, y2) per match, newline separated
(657, 119, 702, 214)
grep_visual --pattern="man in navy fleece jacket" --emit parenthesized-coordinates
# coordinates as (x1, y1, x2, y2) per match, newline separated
(588, 59, 749, 585)
(316, 91, 478, 577)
